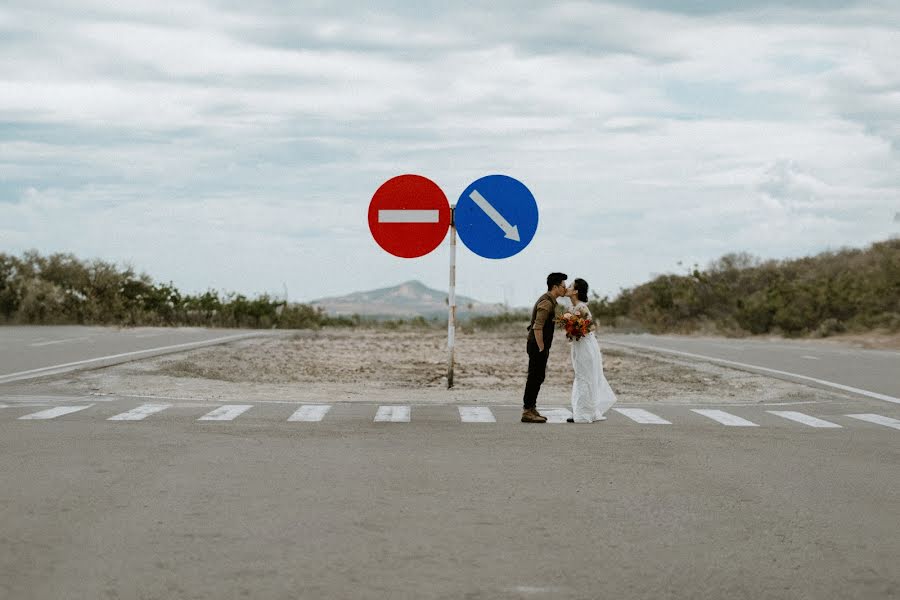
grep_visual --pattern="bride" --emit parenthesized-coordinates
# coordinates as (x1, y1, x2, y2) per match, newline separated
(564, 278, 618, 423)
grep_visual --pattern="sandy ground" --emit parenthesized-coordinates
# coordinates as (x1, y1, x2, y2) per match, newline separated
(20, 327, 851, 407)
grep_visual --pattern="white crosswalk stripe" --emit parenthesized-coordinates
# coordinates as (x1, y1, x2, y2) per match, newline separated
(374, 405, 410, 423)
(107, 403, 172, 421)
(846, 414, 900, 430)
(540, 408, 573, 423)
(614, 408, 671, 424)
(18, 404, 94, 420)
(5, 399, 896, 431)
(288, 405, 332, 422)
(458, 406, 496, 423)
(198, 404, 253, 421)
(691, 409, 758, 427)
(767, 411, 841, 428)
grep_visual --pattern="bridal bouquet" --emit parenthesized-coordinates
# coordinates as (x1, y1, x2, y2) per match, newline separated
(556, 307, 595, 341)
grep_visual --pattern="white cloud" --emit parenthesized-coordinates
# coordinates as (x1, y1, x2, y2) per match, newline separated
(1, 0, 898, 307)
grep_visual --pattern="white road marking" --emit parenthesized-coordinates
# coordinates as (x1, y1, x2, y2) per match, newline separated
(506, 586, 561, 595)
(378, 210, 439, 223)
(613, 408, 671, 424)
(801, 355, 820, 360)
(767, 411, 842, 428)
(458, 406, 496, 423)
(107, 403, 172, 421)
(846, 414, 900, 430)
(602, 339, 900, 405)
(29, 336, 91, 347)
(288, 405, 332, 422)
(0, 332, 270, 384)
(374, 405, 410, 422)
(540, 408, 573, 423)
(198, 404, 253, 421)
(18, 404, 94, 420)
(691, 409, 759, 427)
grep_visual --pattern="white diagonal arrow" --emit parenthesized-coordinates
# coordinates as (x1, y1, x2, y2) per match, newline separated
(468, 189, 520, 241)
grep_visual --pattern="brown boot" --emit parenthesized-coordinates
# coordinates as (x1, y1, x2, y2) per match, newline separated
(521, 408, 547, 423)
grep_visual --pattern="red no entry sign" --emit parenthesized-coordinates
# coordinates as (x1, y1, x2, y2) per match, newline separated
(368, 174, 451, 258)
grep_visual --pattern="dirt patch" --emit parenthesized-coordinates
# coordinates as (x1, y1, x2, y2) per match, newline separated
(19, 328, 849, 406)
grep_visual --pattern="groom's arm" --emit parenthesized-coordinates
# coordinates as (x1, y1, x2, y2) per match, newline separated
(532, 298, 553, 352)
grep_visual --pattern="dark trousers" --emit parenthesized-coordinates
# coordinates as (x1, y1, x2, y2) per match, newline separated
(522, 339, 551, 409)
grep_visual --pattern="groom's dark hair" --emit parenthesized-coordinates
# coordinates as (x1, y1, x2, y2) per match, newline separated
(546, 272, 567, 291)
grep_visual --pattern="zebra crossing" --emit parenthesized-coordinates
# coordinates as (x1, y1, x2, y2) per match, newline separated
(691, 409, 759, 427)
(4, 401, 900, 431)
(287, 404, 331, 422)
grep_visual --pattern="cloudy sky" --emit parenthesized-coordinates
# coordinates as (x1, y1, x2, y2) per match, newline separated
(2, 0, 898, 307)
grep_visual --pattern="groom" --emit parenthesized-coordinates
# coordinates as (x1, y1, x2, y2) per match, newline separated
(521, 272, 568, 423)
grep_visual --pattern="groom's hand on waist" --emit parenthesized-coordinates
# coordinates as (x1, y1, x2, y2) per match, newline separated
(531, 299, 552, 353)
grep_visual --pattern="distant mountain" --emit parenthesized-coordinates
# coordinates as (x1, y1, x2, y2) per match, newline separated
(309, 280, 510, 320)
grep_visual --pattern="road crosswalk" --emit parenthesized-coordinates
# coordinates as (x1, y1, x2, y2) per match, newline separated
(691, 409, 759, 427)
(288, 404, 331, 422)
(766, 410, 842, 428)
(17, 404, 95, 420)
(374, 405, 410, 423)
(846, 413, 900, 430)
(3, 402, 899, 432)
(458, 406, 496, 423)
(197, 404, 253, 421)
(106, 403, 171, 421)
(614, 408, 671, 424)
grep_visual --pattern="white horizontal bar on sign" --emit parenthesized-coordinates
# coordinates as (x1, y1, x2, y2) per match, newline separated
(767, 411, 841, 428)
(374, 406, 410, 422)
(613, 408, 671, 424)
(378, 210, 440, 223)
(198, 404, 253, 421)
(846, 414, 900, 430)
(691, 409, 758, 427)
(458, 406, 496, 423)
(18, 404, 94, 420)
(108, 403, 172, 421)
(288, 405, 332, 422)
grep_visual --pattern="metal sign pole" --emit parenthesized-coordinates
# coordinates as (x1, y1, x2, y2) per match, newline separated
(447, 206, 457, 389)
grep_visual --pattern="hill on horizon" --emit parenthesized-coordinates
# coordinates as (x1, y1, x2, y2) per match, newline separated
(308, 280, 510, 320)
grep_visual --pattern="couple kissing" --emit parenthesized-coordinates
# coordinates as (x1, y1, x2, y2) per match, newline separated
(521, 272, 618, 424)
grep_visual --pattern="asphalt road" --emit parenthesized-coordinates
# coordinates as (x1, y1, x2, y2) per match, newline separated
(0, 326, 277, 384)
(602, 333, 900, 404)
(0, 397, 898, 599)
(1, 327, 898, 599)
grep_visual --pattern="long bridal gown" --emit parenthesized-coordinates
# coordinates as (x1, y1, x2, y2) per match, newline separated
(569, 302, 618, 423)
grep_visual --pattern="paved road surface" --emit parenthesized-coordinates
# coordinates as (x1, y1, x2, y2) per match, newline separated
(1, 328, 898, 598)
(1, 395, 898, 599)
(0, 326, 277, 383)
(602, 333, 900, 404)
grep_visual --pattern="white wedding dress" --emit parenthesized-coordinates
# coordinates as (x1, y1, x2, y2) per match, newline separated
(569, 302, 618, 423)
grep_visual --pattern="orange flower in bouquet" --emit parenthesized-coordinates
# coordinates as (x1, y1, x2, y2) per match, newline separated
(555, 307, 595, 341)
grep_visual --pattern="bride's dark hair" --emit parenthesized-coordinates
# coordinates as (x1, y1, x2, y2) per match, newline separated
(573, 278, 589, 303)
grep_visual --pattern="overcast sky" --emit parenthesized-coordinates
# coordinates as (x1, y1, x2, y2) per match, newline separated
(2, 0, 898, 307)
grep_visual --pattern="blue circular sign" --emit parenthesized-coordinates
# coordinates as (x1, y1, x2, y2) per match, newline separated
(455, 175, 538, 259)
